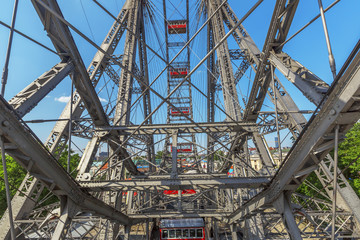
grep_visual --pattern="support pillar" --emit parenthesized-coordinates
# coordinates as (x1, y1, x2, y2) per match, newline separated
(171, 131, 178, 179)
(51, 197, 78, 240)
(146, 219, 149, 240)
(331, 125, 340, 240)
(252, 132, 275, 175)
(124, 225, 131, 240)
(213, 218, 219, 240)
(273, 192, 302, 240)
(230, 223, 238, 240)
(243, 214, 264, 240)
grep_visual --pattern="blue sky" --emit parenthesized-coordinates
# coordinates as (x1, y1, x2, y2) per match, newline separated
(0, 0, 359, 152)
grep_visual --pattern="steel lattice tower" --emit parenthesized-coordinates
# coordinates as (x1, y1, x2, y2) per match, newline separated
(0, 0, 360, 239)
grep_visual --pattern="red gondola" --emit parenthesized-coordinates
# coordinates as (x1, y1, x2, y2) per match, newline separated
(168, 21, 187, 34)
(170, 68, 188, 78)
(170, 107, 190, 116)
(170, 143, 192, 153)
(163, 189, 196, 195)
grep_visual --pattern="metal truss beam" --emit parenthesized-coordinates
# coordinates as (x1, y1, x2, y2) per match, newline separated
(80, 176, 270, 191)
(268, 37, 360, 231)
(208, 0, 241, 121)
(0, 3, 137, 238)
(110, 0, 142, 183)
(273, 192, 302, 239)
(34, 0, 140, 176)
(31, 0, 139, 175)
(113, 0, 140, 126)
(96, 121, 257, 135)
(9, 61, 74, 118)
(0, 96, 137, 225)
(269, 52, 329, 105)
(228, 43, 360, 224)
(221, 3, 307, 138)
(244, 0, 299, 120)
(31, 0, 108, 126)
(75, 136, 99, 181)
(138, 2, 155, 172)
(207, 20, 216, 173)
(128, 211, 230, 219)
(218, 5, 335, 237)
(216, 4, 360, 232)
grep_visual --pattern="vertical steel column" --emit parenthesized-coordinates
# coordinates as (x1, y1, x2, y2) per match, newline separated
(271, 65, 282, 163)
(1, 0, 19, 96)
(208, 0, 241, 121)
(187, 0, 198, 168)
(230, 223, 237, 240)
(207, 20, 216, 173)
(67, 76, 74, 172)
(124, 225, 131, 240)
(138, 0, 155, 173)
(161, 0, 171, 168)
(0, 2, 19, 237)
(317, 0, 337, 79)
(51, 197, 78, 240)
(146, 220, 149, 240)
(273, 192, 302, 240)
(331, 125, 340, 240)
(171, 132, 178, 179)
(213, 218, 219, 240)
(0, 137, 15, 240)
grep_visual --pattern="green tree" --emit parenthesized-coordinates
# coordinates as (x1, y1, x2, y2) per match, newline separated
(338, 122, 360, 196)
(0, 155, 27, 217)
(297, 122, 360, 198)
(296, 172, 324, 198)
(35, 148, 80, 208)
(155, 150, 163, 159)
(214, 150, 225, 162)
(0, 147, 80, 217)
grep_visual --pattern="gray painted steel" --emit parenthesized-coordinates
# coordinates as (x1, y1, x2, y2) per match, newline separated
(0, 0, 359, 239)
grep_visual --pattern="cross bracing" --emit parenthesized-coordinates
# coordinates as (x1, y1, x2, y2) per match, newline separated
(0, 0, 360, 239)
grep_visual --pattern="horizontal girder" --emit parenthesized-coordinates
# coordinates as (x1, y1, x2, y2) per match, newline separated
(79, 176, 271, 191)
(128, 211, 231, 219)
(96, 121, 258, 135)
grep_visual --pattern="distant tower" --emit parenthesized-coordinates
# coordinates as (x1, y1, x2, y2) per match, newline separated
(275, 137, 279, 149)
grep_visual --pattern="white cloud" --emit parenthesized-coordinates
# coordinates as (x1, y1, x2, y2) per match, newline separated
(54, 96, 70, 103)
(99, 97, 107, 103)
(55, 96, 107, 103)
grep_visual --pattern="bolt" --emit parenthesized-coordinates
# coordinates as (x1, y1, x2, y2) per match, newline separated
(329, 109, 336, 115)
(2, 120, 10, 127)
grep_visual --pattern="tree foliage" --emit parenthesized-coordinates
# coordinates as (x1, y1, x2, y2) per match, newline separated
(338, 123, 360, 196)
(297, 123, 360, 198)
(0, 155, 27, 218)
(0, 147, 80, 217)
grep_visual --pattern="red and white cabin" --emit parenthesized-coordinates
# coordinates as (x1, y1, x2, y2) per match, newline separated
(168, 21, 187, 34)
(163, 189, 196, 195)
(171, 143, 192, 153)
(170, 107, 190, 116)
(178, 143, 192, 152)
(170, 68, 188, 78)
(160, 218, 205, 240)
